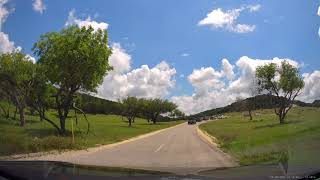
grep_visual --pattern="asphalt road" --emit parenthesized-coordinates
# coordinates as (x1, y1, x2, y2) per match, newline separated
(22, 122, 237, 174)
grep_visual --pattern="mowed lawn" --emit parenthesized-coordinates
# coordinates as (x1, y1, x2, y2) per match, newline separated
(199, 107, 320, 166)
(0, 111, 183, 156)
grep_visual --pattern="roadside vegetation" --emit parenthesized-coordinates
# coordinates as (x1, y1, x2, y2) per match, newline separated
(200, 106, 320, 166)
(0, 109, 183, 156)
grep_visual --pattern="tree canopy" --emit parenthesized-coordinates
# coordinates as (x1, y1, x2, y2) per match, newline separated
(0, 51, 35, 126)
(33, 26, 112, 134)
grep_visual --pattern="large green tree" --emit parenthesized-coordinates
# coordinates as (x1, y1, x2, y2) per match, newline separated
(0, 51, 35, 126)
(256, 61, 304, 124)
(33, 26, 112, 134)
(121, 97, 142, 127)
(144, 98, 177, 124)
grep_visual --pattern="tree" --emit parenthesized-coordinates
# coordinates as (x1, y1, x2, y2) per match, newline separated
(33, 26, 112, 134)
(144, 98, 177, 124)
(121, 97, 141, 127)
(256, 61, 304, 124)
(24, 64, 64, 133)
(0, 51, 35, 126)
(170, 109, 185, 119)
(245, 80, 259, 120)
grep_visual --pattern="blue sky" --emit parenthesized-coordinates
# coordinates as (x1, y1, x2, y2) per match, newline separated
(2, 0, 320, 114)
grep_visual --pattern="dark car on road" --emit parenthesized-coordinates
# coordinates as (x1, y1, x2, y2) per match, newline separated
(188, 119, 196, 125)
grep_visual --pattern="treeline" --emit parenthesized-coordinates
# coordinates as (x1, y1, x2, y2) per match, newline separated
(77, 95, 185, 125)
(120, 97, 184, 126)
(191, 94, 320, 119)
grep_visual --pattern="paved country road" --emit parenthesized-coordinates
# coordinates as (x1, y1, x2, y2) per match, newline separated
(19, 122, 238, 174)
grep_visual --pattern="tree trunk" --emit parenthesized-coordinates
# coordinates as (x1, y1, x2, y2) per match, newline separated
(278, 108, 286, 124)
(248, 109, 252, 120)
(128, 118, 132, 127)
(60, 117, 66, 135)
(18, 105, 25, 127)
(30, 108, 35, 116)
(13, 105, 17, 120)
(6, 107, 10, 118)
(279, 114, 285, 124)
(40, 108, 45, 121)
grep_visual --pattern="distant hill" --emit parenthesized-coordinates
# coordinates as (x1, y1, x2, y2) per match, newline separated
(190, 94, 319, 118)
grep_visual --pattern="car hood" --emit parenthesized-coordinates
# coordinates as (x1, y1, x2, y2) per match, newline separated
(0, 161, 319, 180)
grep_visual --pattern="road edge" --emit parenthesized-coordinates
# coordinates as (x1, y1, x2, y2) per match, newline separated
(196, 125, 239, 166)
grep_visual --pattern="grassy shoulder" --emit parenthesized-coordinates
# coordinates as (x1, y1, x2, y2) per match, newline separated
(0, 111, 183, 156)
(199, 107, 320, 166)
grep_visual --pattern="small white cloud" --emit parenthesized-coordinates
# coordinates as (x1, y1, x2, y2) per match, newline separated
(32, 0, 46, 14)
(181, 53, 190, 57)
(179, 74, 185, 78)
(198, 4, 260, 33)
(231, 24, 255, 33)
(65, 9, 108, 32)
(317, 6, 320, 16)
(247, 4, 261, 12)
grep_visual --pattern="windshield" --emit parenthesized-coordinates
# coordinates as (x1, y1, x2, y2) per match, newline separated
(0, 1, 319, 179)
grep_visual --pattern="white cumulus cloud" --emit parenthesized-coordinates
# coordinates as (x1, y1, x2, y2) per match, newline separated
(171, 56, 306, 115)
(298, 71, 320, 103)
(109, 43, 131, 73)
(65, 9, 109, 32)
(32, 0, 46, 14)
(0, 0, 18, 53)
(97, 43, 176, 100)
(222, 58, 234, 80)
(98, 61, 176, 100)
(198, 4, 260, 33)
(0, 31, 15, 53)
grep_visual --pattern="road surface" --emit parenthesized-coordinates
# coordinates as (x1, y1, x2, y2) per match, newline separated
(20, 122, 237, 174)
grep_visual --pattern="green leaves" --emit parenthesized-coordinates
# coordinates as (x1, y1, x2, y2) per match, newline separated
(0, 51, 35, 97)
(32, 25, 112, 133)
(256, 61, 304, 95)
(33, 26, 112, 92)
(255, 61, 304, 124)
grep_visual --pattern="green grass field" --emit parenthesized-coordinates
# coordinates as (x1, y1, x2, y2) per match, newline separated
(0, 111, 183, 156)
(199, 107, 320, 166)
